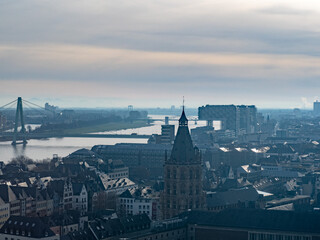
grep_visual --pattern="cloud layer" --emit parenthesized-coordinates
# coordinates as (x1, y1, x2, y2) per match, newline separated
(1, 0, 320, 108)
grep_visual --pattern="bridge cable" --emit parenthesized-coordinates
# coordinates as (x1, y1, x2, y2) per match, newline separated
(23, 99, 56, 114)
(0, 99, 17, 110)
(23, 102, 48, 116)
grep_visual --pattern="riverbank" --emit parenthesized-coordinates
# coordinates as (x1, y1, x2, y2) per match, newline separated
(59, 120, 151, 134)
(0, 120, 152, 142)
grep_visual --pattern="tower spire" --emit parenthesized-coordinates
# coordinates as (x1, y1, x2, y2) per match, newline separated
(183, 96, 185, 111)
(179, 99, 188, 127)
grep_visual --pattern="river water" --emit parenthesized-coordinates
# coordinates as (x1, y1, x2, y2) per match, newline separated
(0, 115, 219, 163)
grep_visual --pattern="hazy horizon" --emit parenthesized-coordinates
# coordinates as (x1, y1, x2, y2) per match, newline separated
(1, 0, 320, 109)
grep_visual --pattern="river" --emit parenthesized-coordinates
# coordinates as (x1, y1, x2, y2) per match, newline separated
(0, 115, 219, 163)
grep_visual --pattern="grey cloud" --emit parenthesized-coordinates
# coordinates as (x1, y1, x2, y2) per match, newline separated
(257, 5, 315, 15)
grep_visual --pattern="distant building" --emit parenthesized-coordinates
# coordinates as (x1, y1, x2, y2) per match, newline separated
(161, 124, 175, 144)
(199, 105, 239, 133)
(0, 113, 7, 130)
(92, 143, 172, 179)
(314, 100, 320, 116)
(238, 105, 257, 134)
(198, 104, 257, 135)
(162, 109, 205, 219)
(44, 103, 58, 113)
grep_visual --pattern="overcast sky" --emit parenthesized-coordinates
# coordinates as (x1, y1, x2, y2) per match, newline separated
(1, 0, 320, 109)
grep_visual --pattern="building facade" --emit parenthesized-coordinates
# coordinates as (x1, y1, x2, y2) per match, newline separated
(198, 104, 258, 135)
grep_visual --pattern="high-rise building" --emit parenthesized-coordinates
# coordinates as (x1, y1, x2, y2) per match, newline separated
(314, 101, 320, 116)
(161, 124, 175, 144)
(162, 109, 205, 219)
(198, 104, 257, 135)
(238, 105, 257, 134)
(198, 105, 239, 133)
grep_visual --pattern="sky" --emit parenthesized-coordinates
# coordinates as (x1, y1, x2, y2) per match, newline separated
(1, 0, 320, 109)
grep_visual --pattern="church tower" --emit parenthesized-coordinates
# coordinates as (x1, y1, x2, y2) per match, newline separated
(162, 108, 205, 219)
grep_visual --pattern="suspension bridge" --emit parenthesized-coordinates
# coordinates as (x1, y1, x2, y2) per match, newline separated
(0, 97, 152, 145)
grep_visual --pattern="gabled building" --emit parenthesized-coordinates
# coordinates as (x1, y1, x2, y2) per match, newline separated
(0, 185, 53, 218)
(47, 179, 73, 213)
(72, 183, 87, 216)
(0, 198, 9, 228)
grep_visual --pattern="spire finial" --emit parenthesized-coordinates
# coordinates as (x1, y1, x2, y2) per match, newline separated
(183, 96, 185, 111)
(179, 97, 188, 127)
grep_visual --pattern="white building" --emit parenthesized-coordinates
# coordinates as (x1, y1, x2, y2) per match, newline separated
(0, 198, 9, 228)
(118, 189, 159, 220)
(72, 183, 87, 216)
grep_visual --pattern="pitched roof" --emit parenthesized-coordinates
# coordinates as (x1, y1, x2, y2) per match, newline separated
(0, 184, 17, 202)
(99, 174, 135, 191)
(119, 189, 133, 198)
(207, 187, 260, 208)
(72, 183, 85, 196)
(168, 110, 199, 165)
(0, 216, 56, 238)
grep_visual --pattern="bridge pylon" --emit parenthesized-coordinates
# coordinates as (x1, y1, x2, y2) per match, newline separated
(12, 97, 27, 145)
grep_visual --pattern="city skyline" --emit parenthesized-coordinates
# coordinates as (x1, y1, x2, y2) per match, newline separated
(1, 0, 320, 108)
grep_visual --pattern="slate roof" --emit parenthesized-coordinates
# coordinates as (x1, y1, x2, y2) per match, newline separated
(88, 214, 151, 239)
(266, 144, 295, 154)
(62, 229, 96, 240)
(0, 215, 56, 238)
(168, 110, 199, 164)
(47, 179, 66, 198)
(98, 174, 135, 191)
(0, 184, 17, 202)
(42, 211, 79, 227)
(207, 187, 260, 208)
(218, 178, 251, 191)
(0, 184, 40, 203)
(119, 189, 133, 198)
(184, 209, 320, 234)
(72, 183, 85, 196)
(69, 148, 97, 158)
